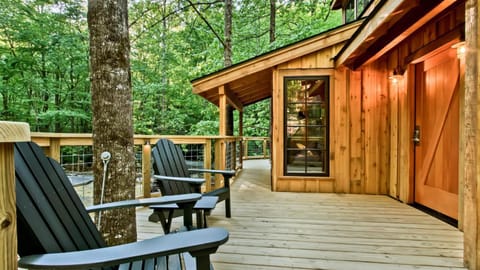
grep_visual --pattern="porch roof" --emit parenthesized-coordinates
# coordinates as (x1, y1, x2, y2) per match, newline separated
(191, 22, 361, 109)
(335, 0, 460, 69)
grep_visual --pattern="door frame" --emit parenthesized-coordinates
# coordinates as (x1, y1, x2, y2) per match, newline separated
(407, 39, 465, 226)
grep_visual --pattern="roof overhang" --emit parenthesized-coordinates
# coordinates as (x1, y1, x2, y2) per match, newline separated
(191, 22, 361, 108)
(335, 0, 459, 70)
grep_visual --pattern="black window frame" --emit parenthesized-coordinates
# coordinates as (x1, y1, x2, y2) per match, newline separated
(283, 76, 330, 177)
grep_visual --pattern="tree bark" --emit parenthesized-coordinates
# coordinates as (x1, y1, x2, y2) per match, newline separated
(88, 0, 137, 245)
(224, 0, 232, 67)
(224, 0, 234, 135)
(270, 0, 276, 43)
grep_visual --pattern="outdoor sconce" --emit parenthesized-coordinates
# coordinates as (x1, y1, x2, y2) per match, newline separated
(389, 68, 403, 84)
(452, 41, 466, 59)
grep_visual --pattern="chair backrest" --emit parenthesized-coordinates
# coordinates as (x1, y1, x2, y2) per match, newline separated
(151, 139, 197, 195)
(15, 142, 106, 257)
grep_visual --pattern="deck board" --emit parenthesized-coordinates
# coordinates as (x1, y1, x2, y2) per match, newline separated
(137, 159, 466, 270)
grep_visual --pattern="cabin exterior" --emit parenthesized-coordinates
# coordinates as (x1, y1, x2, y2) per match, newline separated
(192, 0, 480, 268)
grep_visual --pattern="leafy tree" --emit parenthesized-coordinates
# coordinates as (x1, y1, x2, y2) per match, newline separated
(0, 0, 90, 132)
(1, 0, 341, 136)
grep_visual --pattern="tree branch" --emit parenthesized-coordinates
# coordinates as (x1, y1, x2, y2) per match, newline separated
(185, 0, 226, 48)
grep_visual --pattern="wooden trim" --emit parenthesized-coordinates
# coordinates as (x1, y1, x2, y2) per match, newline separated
(337, 0, 458, 69)
(458, 46, 466, 230)
(406, 25, 464, 64)
(192, 22, 360, 94)
(364, 0, 458, 67)
(335, 0, 406, 66)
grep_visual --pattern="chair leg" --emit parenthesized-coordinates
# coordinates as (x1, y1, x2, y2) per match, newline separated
(225, 198, 231, 218)
(196, 210, 204, 229)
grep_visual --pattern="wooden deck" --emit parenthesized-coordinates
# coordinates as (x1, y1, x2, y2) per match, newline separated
(136, 159, 466, 270)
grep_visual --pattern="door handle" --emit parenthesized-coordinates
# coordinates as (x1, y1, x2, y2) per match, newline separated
(413, 126, 420, 145)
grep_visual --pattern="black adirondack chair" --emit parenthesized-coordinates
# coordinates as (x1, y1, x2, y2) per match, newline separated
(15, 141, 228, 270)
(151, 139, 235, 219)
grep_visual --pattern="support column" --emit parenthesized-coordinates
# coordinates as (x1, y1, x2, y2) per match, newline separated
(217, 86, 228, 175)
(464, 1, 478, 269)
(219, 86, 227, 137)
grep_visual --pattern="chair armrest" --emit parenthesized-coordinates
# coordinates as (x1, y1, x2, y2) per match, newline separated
(18, 227, 229, 269)
(189, 168, 235, 178)
(189, 169, 235, 189)
(153, 175, 205, 186)
(85, 193, 201, 213)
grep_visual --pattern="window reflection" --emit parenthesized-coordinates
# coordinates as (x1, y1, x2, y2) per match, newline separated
(285, 77, 329, 176)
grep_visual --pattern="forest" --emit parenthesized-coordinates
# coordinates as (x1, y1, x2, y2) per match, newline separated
(0, 0, 340, 136)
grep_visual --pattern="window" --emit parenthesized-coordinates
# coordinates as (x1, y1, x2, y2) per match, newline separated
(284, 76, 329, 176)
(345, 0, 373, 23)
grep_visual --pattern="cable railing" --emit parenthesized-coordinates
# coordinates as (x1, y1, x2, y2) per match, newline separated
(30, 133, 270, 204)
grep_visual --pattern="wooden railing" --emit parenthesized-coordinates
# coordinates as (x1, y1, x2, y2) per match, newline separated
(0, 121, 30, 270)
(243, 137, 270, 159)
(0, 126, 269, 269)
(30, 133, 264, 198)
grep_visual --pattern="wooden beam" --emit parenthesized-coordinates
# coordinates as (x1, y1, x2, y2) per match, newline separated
(360, 0, 457, 68)
(224, 87, 244, 112)
(0, 121, 30, 270)
(335, 0, 406, 67)
(406, 25, 464, 64)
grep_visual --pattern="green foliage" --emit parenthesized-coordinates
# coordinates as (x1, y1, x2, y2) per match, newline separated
(2, 0, 341, 135)
(243, 100, 271, 137)
(0, 0, 90, 132)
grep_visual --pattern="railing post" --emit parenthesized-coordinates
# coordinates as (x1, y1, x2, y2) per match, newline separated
(0, 121, 30, 270)
(204, 139, 212, 192)
(142, 141, 151, 198)
(263, 138, 268, 158)
(238, 137, 243, 169)
(214, 139, 226, 190)
(243, 138, 248, 159)
(47, 137, 61, 162)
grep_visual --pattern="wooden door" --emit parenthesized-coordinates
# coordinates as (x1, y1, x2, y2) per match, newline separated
(414, 48, 459, 220)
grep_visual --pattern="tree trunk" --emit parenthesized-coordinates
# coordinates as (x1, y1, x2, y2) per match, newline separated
(87, 0, 137, 246)
(270, 0, 276, 43)
(224, 0, 232, 67)
(224, 0, 234, 135)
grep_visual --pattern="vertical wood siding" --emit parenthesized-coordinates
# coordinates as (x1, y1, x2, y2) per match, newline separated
(273, 3, 464, 197)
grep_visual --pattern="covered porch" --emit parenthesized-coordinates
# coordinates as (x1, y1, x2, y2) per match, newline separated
(137, 159, 465, 270)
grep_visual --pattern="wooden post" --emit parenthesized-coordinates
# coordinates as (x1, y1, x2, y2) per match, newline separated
(214, 140, 224, 189)
(217, 86, 228, 187)
(47, 138, 61, 162)
(0, 121, 30, 270)
(263, 138, 268, 158)
(244, 138, 249, 159)
(239, 111, 243, 169)
(464, 1, 478, 268)
(219, 86, 227, 137)
(142, 141, 151, 198)
(204, 139, 212, 192)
